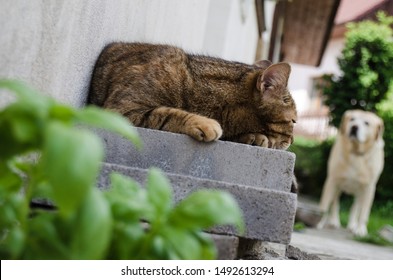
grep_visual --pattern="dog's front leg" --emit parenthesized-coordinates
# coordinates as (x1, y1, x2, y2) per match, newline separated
(328, 192, 341, 228)
(318, 177, 341, 229)
(319, 177, 337, 212)
(347, 197, 361, 233)
(351, 184, 376, 236)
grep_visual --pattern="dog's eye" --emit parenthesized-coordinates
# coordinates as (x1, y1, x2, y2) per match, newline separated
(292, 119, 296, 124)
(364, 121, 369, 126)
(350, 117, 355, 122)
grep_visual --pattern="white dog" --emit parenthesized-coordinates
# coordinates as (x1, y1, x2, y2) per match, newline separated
(318, 110, 384, 236)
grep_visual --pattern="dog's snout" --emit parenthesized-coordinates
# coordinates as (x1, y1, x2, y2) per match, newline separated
(350, 125, 358, 137)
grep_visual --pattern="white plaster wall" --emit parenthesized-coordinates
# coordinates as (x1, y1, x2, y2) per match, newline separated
(222, 0, 258, 63)
(0, 0, 211, 107)
(203, 0, 258, 64)
(203, 0, 232, 58)
(288, 38, 345, 113)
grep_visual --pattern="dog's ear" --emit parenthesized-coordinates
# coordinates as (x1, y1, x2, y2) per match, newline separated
(339, 112, 349, 135)
(375, 121, 384, 140)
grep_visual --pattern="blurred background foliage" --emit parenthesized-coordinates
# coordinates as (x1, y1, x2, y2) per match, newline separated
(292, 12, 393, 204)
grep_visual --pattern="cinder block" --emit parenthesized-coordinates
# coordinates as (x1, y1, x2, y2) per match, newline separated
(98, 163, 297, 244)
(379, 225, 393, 243)
(210, 234, 239, 260)
(237, 238, 286, 260)
(95, 127, 295, 192)
(296, 202, 323, 227)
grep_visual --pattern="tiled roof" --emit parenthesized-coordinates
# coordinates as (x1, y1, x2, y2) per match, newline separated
(335, 0, 387, 25)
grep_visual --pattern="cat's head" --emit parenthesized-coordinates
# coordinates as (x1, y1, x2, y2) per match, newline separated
(254, 61, 297, 150)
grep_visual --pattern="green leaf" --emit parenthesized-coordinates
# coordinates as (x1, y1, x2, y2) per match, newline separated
(0, 79, 51, 105)
(146, 168, 173, 221)
(0, 80, 54, 158)
(0, 162, 22, 193)
(150, 234, 169, 259)
(0, 203, 16, 230)
(109, 172, 141, 195)
(8, 105, 39, 142)
(0, 226, 25, 259)
(49, 104, 76, 123)
(192, 231, 217, 260)
(41, 122, 104, 215)
(71, 188, 112, 259)
(169, 190, 244, 234)
(0, 102, 46, 157)
(108, 222, 144, 260)
(160, 227, 215, 260)
(106, 173, 150, 220)
(24, 212, 69, 259)
(75, 106, 142, 149)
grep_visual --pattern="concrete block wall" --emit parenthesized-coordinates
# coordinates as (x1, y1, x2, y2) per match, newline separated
(95, 128, 298, 251)
(98, 128, 295, 192)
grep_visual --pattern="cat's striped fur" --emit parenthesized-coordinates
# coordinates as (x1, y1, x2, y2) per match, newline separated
(89, 42, 297, 150)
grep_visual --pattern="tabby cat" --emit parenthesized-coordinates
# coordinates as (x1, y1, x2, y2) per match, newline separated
(89, 42, 297, 150)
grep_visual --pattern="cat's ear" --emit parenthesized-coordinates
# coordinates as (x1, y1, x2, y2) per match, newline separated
(257, 62, 291, 91)
(254, 60, 272, 69)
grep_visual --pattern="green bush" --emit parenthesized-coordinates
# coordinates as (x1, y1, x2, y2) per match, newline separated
(322, 12, 393, 127)
(290, 137, 332, 198)
(376, 90, 393, 202)
(0, 80, 244, 259)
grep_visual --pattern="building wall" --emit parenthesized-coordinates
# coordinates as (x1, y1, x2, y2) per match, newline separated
(203, 0, 259, 64)
(0, 0, 260, 108)
(288, 38, 344, 139)
(221, 0, 258, 63)
(288, 38, 345, 113)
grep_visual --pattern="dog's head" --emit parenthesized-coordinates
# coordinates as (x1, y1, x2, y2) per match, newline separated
(339, 110, 384, 152)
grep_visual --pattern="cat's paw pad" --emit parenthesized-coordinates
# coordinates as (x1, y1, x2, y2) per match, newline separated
(188, 117, 222, 142)
(238, 133, 269, 147)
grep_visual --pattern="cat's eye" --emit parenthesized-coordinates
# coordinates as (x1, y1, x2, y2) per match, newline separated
(263, 82, 272, 90)
(283, 95, 293, 104)
(292, 119, 296, 124)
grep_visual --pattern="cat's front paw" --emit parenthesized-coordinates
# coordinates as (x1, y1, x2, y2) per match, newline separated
(237, 133, 269, 147)
(269, 138, 292, 150)
(186, 116, 223, 142)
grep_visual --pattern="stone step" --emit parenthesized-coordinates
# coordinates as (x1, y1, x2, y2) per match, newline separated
(96, 127, 295, 192)
(210, 234, 239, 260)
(98, 163, 297, 245)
